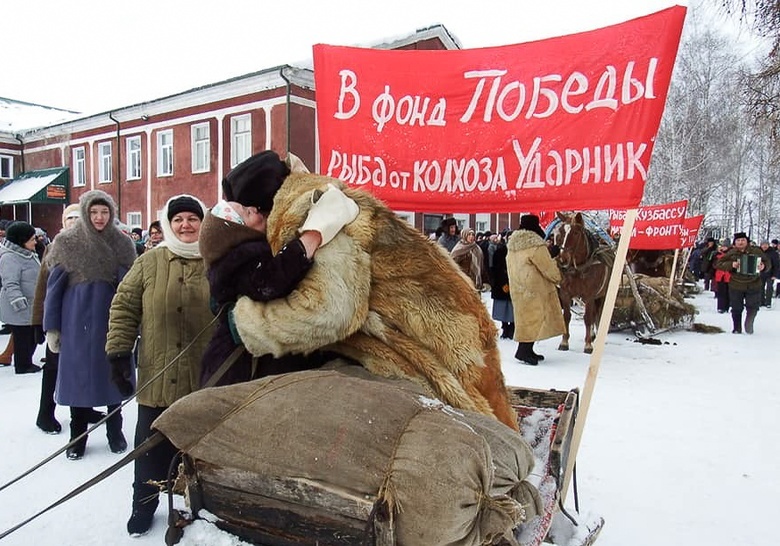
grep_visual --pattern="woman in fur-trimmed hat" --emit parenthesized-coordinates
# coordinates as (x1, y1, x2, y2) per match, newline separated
(43, 190, 137, 460)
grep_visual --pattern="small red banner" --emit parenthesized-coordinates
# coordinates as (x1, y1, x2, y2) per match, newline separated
(313, 6, 686, 212)
(609, 199, 688, 250)
(680, 214, 704, 248)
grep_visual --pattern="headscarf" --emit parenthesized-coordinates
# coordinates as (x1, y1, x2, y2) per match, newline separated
(45, 190, 137, 286)
(158, 194, 207, 259)
(451, 228, 483, 288)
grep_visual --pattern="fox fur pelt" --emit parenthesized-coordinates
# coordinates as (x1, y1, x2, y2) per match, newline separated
(232, 173, 518, 430)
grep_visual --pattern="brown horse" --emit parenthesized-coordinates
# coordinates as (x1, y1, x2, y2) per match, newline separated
(551, 212, 615, 353)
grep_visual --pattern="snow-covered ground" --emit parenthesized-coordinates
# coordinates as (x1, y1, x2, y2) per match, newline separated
(0, 287, 777, 546)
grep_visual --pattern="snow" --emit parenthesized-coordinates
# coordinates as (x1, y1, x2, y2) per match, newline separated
(0, 171, 63, 202)
(0, 288, 778, 545)
(0, 98, 81, 133)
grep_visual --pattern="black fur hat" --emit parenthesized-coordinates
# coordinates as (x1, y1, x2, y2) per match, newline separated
(5, 221, 36, 247)
(167, 196, 204, 221)
(518, 214, 546, 239)
(733, 232, 748, 242)
(222, 150, 291, 212)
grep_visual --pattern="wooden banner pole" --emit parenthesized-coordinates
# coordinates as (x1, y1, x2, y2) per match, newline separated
(668, 248, 680, 295)
(561, 208, 638, 503)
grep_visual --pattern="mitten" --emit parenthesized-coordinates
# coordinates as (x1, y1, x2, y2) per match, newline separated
(299, 183, 359, 246)
(33, 325, 45, 346)
(46, 330, 61, 353)
(109, 353, 135, 398)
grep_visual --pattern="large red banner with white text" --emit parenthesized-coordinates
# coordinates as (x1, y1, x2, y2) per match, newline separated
(609, 199, 688, 250)
(313, 6, 686, 212)
(680, 214, 704, 248)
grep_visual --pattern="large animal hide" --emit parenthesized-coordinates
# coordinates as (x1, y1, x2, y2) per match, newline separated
(232, 173, 518, 430)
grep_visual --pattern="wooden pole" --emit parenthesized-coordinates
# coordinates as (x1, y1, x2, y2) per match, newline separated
(561, 208, 638, 503)
(668, 248, 680, 295)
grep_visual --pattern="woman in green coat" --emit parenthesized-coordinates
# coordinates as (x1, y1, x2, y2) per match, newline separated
(106, 194, 213, 537)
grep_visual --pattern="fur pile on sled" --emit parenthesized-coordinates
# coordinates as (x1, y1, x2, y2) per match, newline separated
(232, 172, 518, 430)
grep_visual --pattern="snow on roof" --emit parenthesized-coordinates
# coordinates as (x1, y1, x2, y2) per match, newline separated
(0, 97, 81, 133)
(0, 169, 64, 203)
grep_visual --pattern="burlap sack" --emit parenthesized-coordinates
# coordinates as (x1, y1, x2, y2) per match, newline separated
(154, 364, 538, 546)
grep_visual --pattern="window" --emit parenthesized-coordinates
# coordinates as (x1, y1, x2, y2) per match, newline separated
(98, 142, 112, 183)
(127, 212, 142, 230)
(230, 114, 251, 167)
(126, 136, 141, 180)
(157, 130, 173, 176)
(475, 213, 490, 233)
(0, 155, 13, 179)
(191, 123, 210, 173)
(73, 147, 86, 186)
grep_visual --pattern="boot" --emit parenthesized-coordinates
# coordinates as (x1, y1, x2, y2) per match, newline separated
(731, 311, 742, 334)
(66, 408, 89, 460)
(127, 505, 156, 537)
(0, 335, 13, 366)
(744, 308, 758, 334)
(505, 323, 515, 340)
(106, 405, 128, 454)
(35, 360, 61, 434)
(86, 408, 107, 424)
(514, 342, 539, 366)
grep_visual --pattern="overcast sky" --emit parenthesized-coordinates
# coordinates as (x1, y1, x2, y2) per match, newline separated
(4, 0, 743, 116)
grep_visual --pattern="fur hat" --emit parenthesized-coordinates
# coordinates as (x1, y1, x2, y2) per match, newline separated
(706, 237, 716, 244)
(221, 150, 290, 212)
(772, 239, 779, 245)
(733, 232, 748, 242)
(441, 217, 457, 229)
(5, 221, 36, 247)
(518, 214, 545, 239)
(167, 195, 205, 221)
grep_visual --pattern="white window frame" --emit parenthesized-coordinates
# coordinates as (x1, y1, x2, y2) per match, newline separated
(157, 130, 173, 177)
(126, 136, 142, 180)
(98, 142, 112, 183)
(230, 114, 252, 168)
(0, 155, 13, 179)
(73, 147, 86, 187)
(191, 122, 210, 173)
(126, 212, 142, 230)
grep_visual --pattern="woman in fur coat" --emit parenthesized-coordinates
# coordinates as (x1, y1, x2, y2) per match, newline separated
(507, 215, 565, 365)
(43, 190, 137, 460)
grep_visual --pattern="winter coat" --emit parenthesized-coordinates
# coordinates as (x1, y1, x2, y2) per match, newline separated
(507, 229, 565, 342)
(0, 240, 41, 326)
(106, 247, 213, 407)
(490, 243, 511, 301)
(197, 210, 319, 387)
(713, 251, 731, 284)
(230, 172, 519, 431)
(451, 230, 484, 289)
(437, 232, 459, 252)
(700, 243, 718, 274)
(715, 245, 769, 291)
(760, 247, 779, 280)
(43, 190, 137, 407)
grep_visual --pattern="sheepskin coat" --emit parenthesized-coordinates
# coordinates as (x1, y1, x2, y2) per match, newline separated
(232, 173, 518, 430)
(506, 229, 565, 342)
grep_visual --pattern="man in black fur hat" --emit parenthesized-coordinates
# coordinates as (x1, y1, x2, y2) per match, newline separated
(715, 232, 770, 334)
(437, 217, 459, 252)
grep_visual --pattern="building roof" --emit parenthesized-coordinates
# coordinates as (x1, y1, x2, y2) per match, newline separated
(0, 167, 69, 205)
(0, 97, 81, 133)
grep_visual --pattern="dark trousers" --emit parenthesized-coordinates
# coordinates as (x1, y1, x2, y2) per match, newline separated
(9, 325, 35, 371)
(761, 278, 774, 306)
(729, 286, 761, 315)
(716, 282, 730, 312)
(133, 405, 179, 513)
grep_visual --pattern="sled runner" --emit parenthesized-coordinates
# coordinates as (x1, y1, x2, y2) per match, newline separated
(165, 383, 603, 546)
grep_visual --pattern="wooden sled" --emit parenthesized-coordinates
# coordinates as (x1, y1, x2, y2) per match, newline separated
(170, 386, 601, 546)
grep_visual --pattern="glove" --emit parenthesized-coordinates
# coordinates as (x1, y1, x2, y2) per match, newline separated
(46, 330, 61, 353)
(33, 325, 45, 346)
(299, 183, 359, 246)
(109, 353, 135, 398)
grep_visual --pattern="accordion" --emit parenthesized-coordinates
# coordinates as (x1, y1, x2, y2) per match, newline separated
(738, 254, 760, 276)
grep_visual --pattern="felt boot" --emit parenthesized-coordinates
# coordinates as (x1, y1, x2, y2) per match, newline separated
(106, 405, 128, 454)
(514, 342, 539, 365)
(744, 308, 758, 334)
(35, 360, 61, 434)
(66, 408, 89, 460)
(731, 311, 742, 334)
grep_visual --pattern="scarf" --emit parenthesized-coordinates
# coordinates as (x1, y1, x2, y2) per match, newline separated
(157, 194, 207, 260)
(45, 190, 137, 286)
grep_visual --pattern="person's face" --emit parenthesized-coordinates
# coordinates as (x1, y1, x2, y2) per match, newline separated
(466, 232, 475, 242)
(89, 205, 111, 232)
(760, 243, 769, 251)
(734, 237, 748, 251)
(149, 227, 163, 244)
(170, 212, 202, 243)
(130, 232, 140, 241)
(23, 235, 36, 251)
(228, 202, 267, 233)
(448, 224, 457, 236)
(63, 216, 78, 230)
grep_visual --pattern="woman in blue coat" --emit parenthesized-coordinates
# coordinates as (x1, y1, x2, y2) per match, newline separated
(43, 190, 137, 459)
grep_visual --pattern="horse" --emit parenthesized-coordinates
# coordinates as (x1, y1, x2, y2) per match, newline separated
(551, 212, 615, 353)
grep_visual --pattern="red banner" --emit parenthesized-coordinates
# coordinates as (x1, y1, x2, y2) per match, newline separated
(609, 199, 688, 250)
(680, 214, 704, 248)
(313, 6, 686, 213)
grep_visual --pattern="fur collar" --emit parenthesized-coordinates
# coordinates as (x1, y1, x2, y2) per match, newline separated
(507, 229, 546, 252)
(198, 210, 266, 268)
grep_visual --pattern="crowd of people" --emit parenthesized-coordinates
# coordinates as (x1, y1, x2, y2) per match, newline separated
(690, 234, 778, 334)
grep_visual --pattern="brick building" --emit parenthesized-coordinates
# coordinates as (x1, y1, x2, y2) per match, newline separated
(0, 26, 523, 239)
